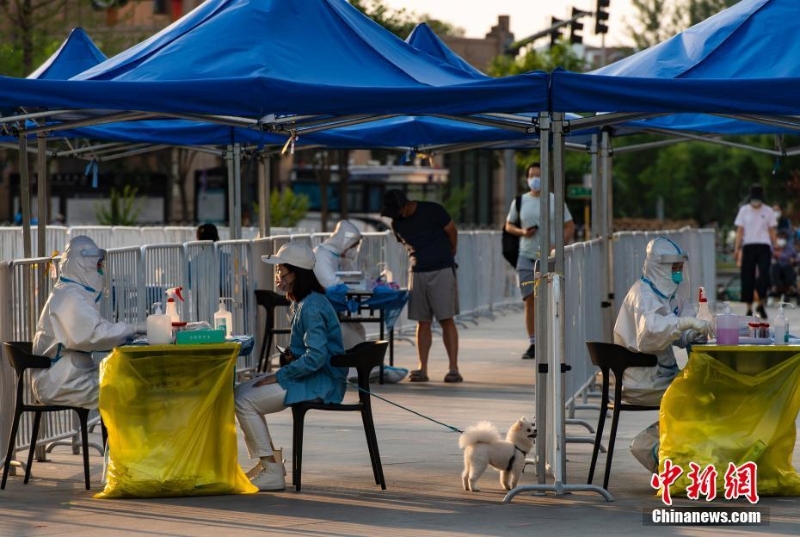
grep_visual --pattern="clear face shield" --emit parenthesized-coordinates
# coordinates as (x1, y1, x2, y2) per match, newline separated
(81, 248, 108, 275)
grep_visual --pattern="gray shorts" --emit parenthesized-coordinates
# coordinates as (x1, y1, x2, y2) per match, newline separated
(408, 267, 460, 322)
(516, 256, 541, 300)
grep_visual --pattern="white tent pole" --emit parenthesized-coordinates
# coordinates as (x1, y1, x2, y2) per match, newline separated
(552, 112, 567, 478)
(601, 130, 615, 339)
(258, 153, 271, 237)
(535, 111, 550, 484)
(226, 145, 235, 236)
(37, 133, 48, 257)
(590, 134, 600, 240)
(233, 143, 242, 239)
(19, 134, 32, 258)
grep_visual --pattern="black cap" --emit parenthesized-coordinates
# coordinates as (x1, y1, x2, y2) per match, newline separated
(381, 189, 408, 219)
(749, 184, 764, 202)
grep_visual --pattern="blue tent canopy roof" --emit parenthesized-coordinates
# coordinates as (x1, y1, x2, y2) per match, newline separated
(553, 0, 800, 118)
(0, 0, 547, 121)
(405, 23, 485, 77)
(28, 28, 107, 80)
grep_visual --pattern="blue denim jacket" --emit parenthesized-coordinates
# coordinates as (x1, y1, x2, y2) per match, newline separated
(275, 291, 347, 405)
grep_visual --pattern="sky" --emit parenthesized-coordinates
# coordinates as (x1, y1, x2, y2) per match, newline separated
(381, 0, 638, 48)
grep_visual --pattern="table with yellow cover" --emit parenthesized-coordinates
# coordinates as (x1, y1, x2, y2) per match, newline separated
(659, 345, 800, 497)
(96, 343, 257, 498)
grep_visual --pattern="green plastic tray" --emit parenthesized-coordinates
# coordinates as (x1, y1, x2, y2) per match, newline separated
(175, 329, 226, 345)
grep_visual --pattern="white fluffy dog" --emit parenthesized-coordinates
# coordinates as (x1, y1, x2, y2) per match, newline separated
(459, 417, 536, 492)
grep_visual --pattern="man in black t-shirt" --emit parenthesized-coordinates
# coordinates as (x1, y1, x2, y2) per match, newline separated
(381, 190, 462, 383)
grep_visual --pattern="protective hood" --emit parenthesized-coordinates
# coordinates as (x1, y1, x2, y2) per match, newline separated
(59, 235, 105, 292)
(642, 237, 688, 299)
(320, 220, 362, 255)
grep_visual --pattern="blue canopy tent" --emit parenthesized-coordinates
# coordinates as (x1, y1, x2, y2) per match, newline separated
(28, 28, 107, 81)
(3, 0, 549, 251)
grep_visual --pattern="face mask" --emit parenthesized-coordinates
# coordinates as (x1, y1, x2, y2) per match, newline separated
(671, 271, 683, 285)
(775, 210, 782, 219)
(750, 200, 762, 208)
(97, 259, 105, 276)
(778, 238, 787, 248)
(528, 176, 541, 192)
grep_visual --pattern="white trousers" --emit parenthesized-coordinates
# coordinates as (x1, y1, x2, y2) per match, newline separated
(234, 375, 287, 459)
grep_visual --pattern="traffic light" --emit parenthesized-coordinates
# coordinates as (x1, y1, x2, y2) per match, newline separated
(550, 17, 564, 49)
(595, 0, 610, 35)
(570, 8, 584, 44)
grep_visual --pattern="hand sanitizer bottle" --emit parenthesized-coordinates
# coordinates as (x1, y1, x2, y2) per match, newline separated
(214, 298, 233, 337)
(697, 287, 714, 325)
(774, 302, 794, 344)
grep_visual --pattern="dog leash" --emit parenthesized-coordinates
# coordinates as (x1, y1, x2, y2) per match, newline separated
(330, 374, 464, 434)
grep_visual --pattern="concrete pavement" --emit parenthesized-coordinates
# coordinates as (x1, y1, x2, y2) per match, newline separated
(0, 303, 798, 536)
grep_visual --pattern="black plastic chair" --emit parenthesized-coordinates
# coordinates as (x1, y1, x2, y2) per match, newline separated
(585, 341, 660, 490)
(1, 342, 93, 490)
(291, 340, 388, 492)
(254, 289, 291, 373)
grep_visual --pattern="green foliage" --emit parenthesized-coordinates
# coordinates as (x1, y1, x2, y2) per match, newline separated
(268, 189, 310, 227)
(95, 185, 143, 225)
(610, 134, 800, 227)
(488, 41, 587, 76)
(627, 0, 740, 49)
(441, 182, 473, 222)
(350, 0, 463, 38)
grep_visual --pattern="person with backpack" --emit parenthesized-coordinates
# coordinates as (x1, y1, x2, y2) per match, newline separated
(504, 162, 574, 359)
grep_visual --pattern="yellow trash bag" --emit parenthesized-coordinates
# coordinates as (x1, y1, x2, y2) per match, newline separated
(96, 344, 257, 498)
(658, 351, 800, 498)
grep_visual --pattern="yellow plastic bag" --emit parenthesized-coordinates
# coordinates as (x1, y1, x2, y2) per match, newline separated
(96, 344, 257, 498)
(658, 351, 800, 498)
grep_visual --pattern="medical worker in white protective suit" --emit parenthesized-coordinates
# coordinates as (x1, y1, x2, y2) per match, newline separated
(32, 235, 144, 409)
(313, 220, 366, 350)
(613, 237, 713, 406)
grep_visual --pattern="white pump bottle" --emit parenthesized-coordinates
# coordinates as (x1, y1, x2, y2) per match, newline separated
(214, 298, 233, 337)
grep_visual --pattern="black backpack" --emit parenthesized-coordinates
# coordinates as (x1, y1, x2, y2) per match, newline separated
(501, 195, 523, 269)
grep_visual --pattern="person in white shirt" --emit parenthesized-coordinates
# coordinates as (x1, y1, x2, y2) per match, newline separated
(504, 163, 574, 360)
(733, 184, 778, 319)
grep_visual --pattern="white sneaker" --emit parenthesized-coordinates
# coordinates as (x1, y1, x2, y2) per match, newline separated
(250, 462, 286, 491)
(245, 463, 263, 480)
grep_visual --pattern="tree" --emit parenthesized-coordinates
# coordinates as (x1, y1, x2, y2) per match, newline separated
(626, 0, 741, 49)
(95, 184, 143, 225)
(350, 0, 464, 38)
(488, 41, 587, 76)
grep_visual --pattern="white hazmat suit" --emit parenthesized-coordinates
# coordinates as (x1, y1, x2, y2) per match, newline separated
(613, 237, 711, 406)
(32, 236, 138, 409)
(313, 220, 366, 349)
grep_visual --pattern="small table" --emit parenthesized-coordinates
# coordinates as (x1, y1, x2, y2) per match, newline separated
(96, 343, 257, 498)
(327, 286, 409, 383)
(659, 344, 800, 497)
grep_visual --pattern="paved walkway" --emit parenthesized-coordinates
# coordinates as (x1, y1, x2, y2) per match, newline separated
(0, 304, 798, 536)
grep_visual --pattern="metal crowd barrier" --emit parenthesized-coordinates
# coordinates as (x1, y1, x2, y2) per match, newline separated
(0, 228, 532, 470)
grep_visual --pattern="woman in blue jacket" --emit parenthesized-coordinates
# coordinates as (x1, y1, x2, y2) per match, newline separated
(235, 241, 346, 491)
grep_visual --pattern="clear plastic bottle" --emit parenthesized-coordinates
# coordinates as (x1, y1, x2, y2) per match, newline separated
(774, 302, 794, 344)
(147, 302, 173, 345)
(214, 298, 233, 337)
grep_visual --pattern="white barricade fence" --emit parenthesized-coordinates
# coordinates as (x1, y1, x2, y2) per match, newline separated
(0, 227, 531, 464)
(141, 244, 189, 322)
(563, 239, 606, 441)
(103, 247, 144, 324)
(184, 241, 219, 325)
(217, 240, 257, 374)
